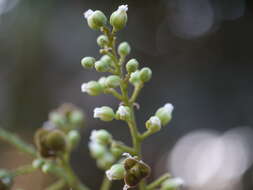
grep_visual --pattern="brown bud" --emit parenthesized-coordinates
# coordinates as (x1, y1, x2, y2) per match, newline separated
(123, 157, 151, 188)
(34, 128, 66, 158)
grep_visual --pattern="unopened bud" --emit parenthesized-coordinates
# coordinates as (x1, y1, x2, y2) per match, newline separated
(118, 42, 131, 57)
(81, 81, 103, 96)
(84, 10, 107, 30)
(106, 75, 121, 88)
(126, 59, 139, 73)
(97, 35, 109, 47)
(81, 57, 95, 69)
(129, 70, 141, 85)
(145, 116, 161, 133)
(67, 130, 81, 147)
(115, 105, 131, 121)
(32, 159, 45, 169)
(90, 129, 112, 145)
(89, 141, 107, 159)
(139, 67, 152, 82)
(93, 106, 115, 122)
(97, 153, 115, 170)
(42, 162, 53, 173)
(95, 60, 110, 72)
(155, 103, 174, 126)
(110, 5, 128, 31)
(106, 164, 126, 180)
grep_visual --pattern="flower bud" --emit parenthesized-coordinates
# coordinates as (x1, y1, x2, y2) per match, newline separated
(123, 156, 151, 188)
(126, 59, 139, 73)
(32, 159, 45, 169)
(95, 60, 110, 72)
(155, 103, 174, 126)
(67, 130, 81, 147)
(49, 112, 66, 126)
(98, 77, 107, 88)
(115, 105, 131, 121)
(93, 106, 115, 122)
(106, 164, 126, 180)
(110, 5, 128, 31)
(81, 56, 95, 69)
(129, 70, 141, 85)
(42, 162, 53, 173)
(90, 129, 112, 145)
(139, 67, 152, 82)
(118, 42, 131, 57)
(89, 141, 107, 159)
(45, 130, 66, 153)
(81, 81, 103, 96)
(84, 10, 107, 30)
(69, 110, 84, 125)
(161, 178, 184, 190)
(145, 116, 161, 133)
(97, 153, 115, 170)
(105, 75, 121, 88)
(97, 35, 109, 47)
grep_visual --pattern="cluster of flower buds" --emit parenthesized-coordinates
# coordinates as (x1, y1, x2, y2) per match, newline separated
(160, 177, 184, 190)
(145, 103, 174, 133)
(34, 104, 83, 159)
(0, 170, 12, 190)
(88, 129, 123, 170)
(84, 5, 128, 31)
(105, 153, 151, 190)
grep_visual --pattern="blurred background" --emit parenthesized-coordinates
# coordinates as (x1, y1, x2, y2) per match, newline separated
(0, 0, 253, 189)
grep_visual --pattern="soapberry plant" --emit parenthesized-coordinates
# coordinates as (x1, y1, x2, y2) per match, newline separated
(0, 4, 183, 190)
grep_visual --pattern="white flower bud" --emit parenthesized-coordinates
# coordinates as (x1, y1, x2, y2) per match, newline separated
(118, 42, 131, 57)
(90, 129, 112, 145)
(81, 56, 95, 69)
(161, 177, 184, 190)
(139, 67, 152, 82)
(115, 105, 131, 121)
(97, 35, 109, 47)
(155, 103, 174, 126)
(110, 5, 128, 31)
(81, 81, 103, 96)
(145, 116, 161, 133)
(106, 164, 125, 180)
(93, 106, 115, 121)
(95, 60, 110, 72)
(42, 162, 53, 173)
(105, 75, 121, 88)
(67, 130, 81, 147)
(126, 59, 139, 73)
(98, 76, 107, 88)
(89, 141, 107, 159)
(84, 9, 107, 30)
(97, 152, 115, 170)
(32, 159, 44, 169)
(129, 70, 141, 85)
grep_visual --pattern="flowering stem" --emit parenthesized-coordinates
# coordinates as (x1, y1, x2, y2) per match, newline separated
(0, 127, 37, 157)
(10, 164, 37, 177)
(130, 83, 143, 103)
(100, 174, 112, 190)
(112, 140, 137, 155)
(60, 157, 89, 190)
(146, 173, 171, 190)
(46, 180, 66, 190)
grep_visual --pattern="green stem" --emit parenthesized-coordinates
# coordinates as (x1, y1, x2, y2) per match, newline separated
(100, 174, 112, 190)
(60, 159, 89, 190)
(112, 140, 137, 156)
(146, 173, 171, 190)
(0, 127, 36, 157)
(46, 180, 66, 190)
(140, 130, 154, 141)
(10, 164, 37, 177)
(130, 83, 144, 103)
